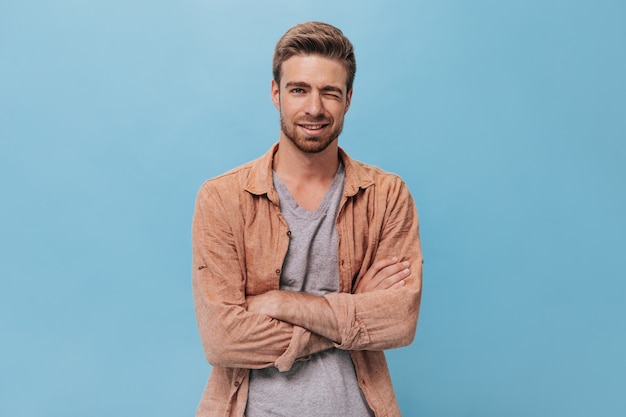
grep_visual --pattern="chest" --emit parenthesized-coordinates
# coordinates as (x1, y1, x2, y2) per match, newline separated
(239, 190, 384, 296)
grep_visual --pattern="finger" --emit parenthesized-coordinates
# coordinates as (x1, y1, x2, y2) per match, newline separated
(387, 279, 406, 290)
(359, 265, 410, 293)
(358, 257, 400, 291)
(363, 257, 400, 280)
(378, 266, 410, 289)
(362, 266, 402, 291)
(370, 261, 410, 286)
(378, 260, 409, 276)
(356, 257, 408, 293)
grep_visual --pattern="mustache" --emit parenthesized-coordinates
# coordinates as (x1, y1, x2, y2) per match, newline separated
(298, 116, 331, 123)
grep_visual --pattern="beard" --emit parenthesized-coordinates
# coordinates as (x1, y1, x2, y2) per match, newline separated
(279, 112, 344, 154)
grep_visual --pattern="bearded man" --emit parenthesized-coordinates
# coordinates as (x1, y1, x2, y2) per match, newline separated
(192, 21, 423, 417)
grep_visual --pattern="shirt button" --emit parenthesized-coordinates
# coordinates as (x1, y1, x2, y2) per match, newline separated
(286, 230, 292, 237)
(275, 269, 281, 274)
(234, 381, 240, 387)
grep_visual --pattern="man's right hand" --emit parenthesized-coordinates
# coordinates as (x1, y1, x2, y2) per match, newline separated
(354, 257, 411, 294)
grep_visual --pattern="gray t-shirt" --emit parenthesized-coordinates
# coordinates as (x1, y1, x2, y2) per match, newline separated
(246, 163, 374, 417)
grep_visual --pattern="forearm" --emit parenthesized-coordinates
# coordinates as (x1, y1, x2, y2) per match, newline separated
(193, 183, 334, 371)
(327, 180, 423, 351)
(196, 294, 333, 370)
(325, 281, 421, 351)
(194, 293, 294, 368)
(302, 332, 335, 356)
(195, 272, 336, 369)
(247, 290, 342, 343)
(272, 326, 335, 372)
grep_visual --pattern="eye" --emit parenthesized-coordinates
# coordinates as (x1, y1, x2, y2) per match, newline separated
(291, 88, 305, 94)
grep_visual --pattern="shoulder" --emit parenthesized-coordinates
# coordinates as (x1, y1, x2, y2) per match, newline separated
(343, 152, 409, 197)
(198, 160, 255, 194)
(193, 160, 261, 219)
(197, 144, 276, 199)
(353, 159, 404, 182)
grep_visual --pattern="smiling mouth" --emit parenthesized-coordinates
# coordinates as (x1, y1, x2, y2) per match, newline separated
(298, 123, 328, 130)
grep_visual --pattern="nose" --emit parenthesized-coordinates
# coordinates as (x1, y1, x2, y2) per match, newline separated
(304, 91, 324, 117)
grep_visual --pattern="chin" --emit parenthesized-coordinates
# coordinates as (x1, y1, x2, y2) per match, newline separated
(292, 136, 337, 154)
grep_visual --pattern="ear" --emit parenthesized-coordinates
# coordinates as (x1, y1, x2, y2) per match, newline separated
(344, 88, 353, 114)
(271, 79, 280, 110)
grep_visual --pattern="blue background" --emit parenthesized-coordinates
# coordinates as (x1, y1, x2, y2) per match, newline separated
(1, 0, 624, 415)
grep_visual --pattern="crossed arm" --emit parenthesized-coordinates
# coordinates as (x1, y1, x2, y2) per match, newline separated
(247, 257, 412, 344)
(193, 178, 421, 370)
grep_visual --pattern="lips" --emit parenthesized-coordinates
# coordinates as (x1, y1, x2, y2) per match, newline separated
(299, 123, 326, 130)
(297, 120, 330, 133)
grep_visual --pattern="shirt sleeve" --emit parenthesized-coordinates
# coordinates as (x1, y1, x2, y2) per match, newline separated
(192, 181, 321, 371)
(324, 179, 423, 351)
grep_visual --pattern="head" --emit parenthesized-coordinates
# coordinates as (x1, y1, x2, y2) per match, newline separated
(272, 22, 356, 154)
(273, 22, 356, 93)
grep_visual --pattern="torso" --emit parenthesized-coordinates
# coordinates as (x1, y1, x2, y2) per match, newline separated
(245, 163, 374, 417)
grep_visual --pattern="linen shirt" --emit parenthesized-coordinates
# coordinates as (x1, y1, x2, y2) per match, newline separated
(192, 144, 423, 417)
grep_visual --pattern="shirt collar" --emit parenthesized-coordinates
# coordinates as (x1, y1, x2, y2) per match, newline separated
(244, 143, 376, 201)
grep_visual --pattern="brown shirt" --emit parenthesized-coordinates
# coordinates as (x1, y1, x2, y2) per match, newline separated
(192, 144, 423, 417)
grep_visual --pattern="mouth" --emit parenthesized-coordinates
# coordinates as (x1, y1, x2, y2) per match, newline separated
(298, 123, 329, 134)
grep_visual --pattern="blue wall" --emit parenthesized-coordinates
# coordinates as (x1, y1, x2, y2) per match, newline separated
(1, 1, 624, 415)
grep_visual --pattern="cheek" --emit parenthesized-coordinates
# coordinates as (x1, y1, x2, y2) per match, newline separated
(332, 106, 348, 120)
(326, 100, 347, 114)
(280, 101, 298, 118)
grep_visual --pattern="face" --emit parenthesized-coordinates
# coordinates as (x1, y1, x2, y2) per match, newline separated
(272, 55, 352, 154)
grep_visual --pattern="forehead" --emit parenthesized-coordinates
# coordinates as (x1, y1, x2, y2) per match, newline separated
(280, 55, 348, 90)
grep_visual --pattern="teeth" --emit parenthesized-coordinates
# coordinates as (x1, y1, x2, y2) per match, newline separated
(302, 124, 323, 129)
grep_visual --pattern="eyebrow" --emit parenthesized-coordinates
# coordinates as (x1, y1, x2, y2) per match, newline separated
(285, 81, 344, 96)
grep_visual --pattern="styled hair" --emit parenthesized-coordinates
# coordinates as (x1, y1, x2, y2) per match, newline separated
(273, 22, 356, 91)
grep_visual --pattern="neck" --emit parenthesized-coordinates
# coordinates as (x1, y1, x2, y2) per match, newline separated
(273, 136, 340, 184)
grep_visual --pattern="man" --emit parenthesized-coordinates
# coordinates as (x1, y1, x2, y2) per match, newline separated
(192, 22, 422, 417)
